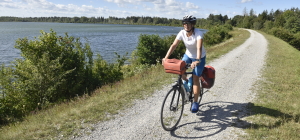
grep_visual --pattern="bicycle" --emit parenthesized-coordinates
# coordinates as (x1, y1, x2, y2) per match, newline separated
(160, 64, 204, 131)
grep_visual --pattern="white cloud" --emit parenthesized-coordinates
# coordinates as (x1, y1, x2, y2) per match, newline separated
(241, 0, 252, 3)
(103, 0, 201, 18)
(0, 0, 113, 17)
(0, 0, 22, 9)
(186, 2, 198, 9)
(211, 10, 219, 15)
(0, 0, 202, 19)
(165, 0, 178, 6)
(105, 0, 156, 5)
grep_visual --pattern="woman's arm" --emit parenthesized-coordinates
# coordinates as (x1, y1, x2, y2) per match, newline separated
(191, 38, 203, 69)
(196, 38, 203, 60)
(162, 39, 181, 64)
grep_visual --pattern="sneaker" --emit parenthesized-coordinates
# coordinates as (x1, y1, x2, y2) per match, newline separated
(183, 80, 190, 92)
(191, 102, 199, 113)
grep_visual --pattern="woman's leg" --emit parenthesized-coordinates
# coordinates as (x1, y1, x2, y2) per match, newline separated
(181, 54, 192, 81)
(193, 56, 206, 102)
(192, 56, 206, 110)
(193, 74, 200, 102)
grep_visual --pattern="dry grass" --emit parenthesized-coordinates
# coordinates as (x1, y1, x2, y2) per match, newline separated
(0, 28, 250, 139)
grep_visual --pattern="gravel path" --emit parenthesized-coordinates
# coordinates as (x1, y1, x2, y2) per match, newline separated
(75, 29, 268, 140)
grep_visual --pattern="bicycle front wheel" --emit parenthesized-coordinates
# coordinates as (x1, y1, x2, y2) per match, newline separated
(160, 88, 184, 131)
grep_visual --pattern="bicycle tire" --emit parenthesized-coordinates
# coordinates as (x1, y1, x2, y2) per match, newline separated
(160, 88, 184, 131)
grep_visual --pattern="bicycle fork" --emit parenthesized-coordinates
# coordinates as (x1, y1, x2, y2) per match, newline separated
(173, 82, 190, 103)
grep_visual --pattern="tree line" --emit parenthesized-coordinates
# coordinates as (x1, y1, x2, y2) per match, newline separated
(232, 7, 300, 50)
(0, 16, 183, 26)
(0, 15, 232, 28)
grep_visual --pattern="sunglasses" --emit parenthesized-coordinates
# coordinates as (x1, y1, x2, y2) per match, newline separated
(182, 22, 191, 25)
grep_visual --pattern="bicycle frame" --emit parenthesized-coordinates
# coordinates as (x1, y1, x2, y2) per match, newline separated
(173, 71, 194, 103)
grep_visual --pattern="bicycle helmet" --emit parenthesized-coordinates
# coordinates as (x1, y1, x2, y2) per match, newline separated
(182, 15, 196, 24)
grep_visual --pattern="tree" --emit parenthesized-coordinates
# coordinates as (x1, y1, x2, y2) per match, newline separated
(249, 8, 255, 17)
(284, 16, 300, 33)
(274, 14, 285, 27)
(258, 10, 268, 23)
(243, 7, 248, 16)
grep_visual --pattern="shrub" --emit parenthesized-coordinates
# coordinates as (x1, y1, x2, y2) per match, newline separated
(13, 30, 94, 105)
(92, 53, 126, 87)
(135, 34, 163, 65)
(0, 65, 24, 124)
(289, 34, 300, 50)
(0, 30, 126, 124)
(204, 25, 232, 47)
(135, 34, 185, 65)
(263, 20, 274, 32)
(270, 27, 300, 50)
(253, 22, 263, 30)
(270, 27, 294, 42)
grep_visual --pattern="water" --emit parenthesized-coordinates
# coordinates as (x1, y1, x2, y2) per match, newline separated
(0, 22, 182, 64)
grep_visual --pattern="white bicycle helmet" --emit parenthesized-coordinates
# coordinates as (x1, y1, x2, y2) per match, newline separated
(182, 15, 196, 24)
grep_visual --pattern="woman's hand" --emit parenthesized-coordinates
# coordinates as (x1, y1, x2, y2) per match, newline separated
(191, 61, 200, 69)
(162, 58, 166, 65)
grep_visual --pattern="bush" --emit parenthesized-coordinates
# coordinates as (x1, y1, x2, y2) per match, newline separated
(270, 27, 300, 50)
(92, 53, 125, 87)
(13, 30, 94, 104)
(289, 34, 300, 50)
(0, 30, 126, 125)
(204, 25, 232, 47)
(134, 34, 161, 65)
(270, 27, 294, 42)
(253, 22, 263, 30)
(0, 65, 24, 124)
(263, 20, 274, 31)
(135, 34, 185, 65)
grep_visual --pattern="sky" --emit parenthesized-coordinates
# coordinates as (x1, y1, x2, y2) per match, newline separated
(0, 0, 299, 19)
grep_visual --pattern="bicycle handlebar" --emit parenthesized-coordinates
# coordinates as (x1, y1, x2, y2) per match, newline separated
(185, 64, 193, 75)
(185, 63, 191, 69)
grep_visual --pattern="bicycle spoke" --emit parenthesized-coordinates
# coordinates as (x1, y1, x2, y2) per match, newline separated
(161, 88, 184, 131)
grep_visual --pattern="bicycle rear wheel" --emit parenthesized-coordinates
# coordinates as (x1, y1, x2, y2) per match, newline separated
(160, 88, 184, 131)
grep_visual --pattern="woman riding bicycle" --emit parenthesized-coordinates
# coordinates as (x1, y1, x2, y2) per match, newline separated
(162, 15, 206, 113)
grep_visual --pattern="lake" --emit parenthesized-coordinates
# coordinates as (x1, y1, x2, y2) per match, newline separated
(0, 22, 182, 64)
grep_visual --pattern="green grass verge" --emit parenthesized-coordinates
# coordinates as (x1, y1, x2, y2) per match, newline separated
(0, 28, 250, 139)
(244, 31, 300, 139)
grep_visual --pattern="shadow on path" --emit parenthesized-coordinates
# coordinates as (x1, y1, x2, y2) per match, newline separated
(169, 101, 294, 139)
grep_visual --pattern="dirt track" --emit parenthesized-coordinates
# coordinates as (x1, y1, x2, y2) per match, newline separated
(75, 29, 268, 140)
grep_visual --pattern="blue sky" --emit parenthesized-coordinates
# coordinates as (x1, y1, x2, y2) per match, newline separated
(0, 0, 299, 19)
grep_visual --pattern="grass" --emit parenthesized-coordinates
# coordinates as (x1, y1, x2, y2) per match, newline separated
(0, 28, 250, 140)
(244, 31, 300, 139)
(205, 28, 249, 62)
